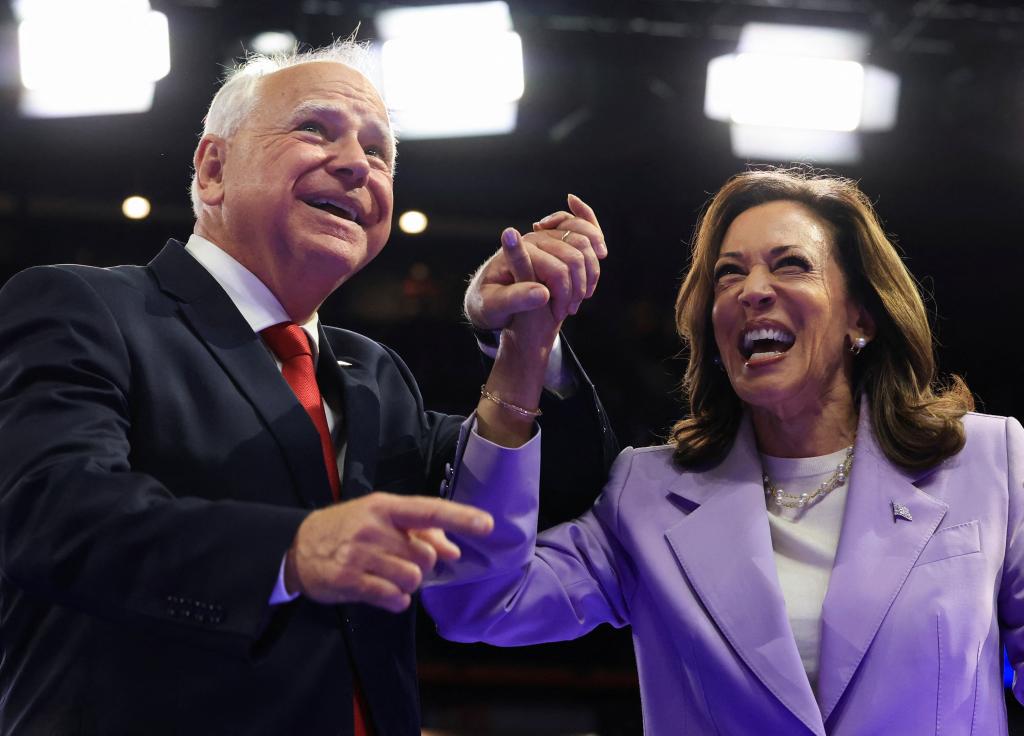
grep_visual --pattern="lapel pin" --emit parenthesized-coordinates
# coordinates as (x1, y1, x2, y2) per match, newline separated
(892, 500, 913, 522)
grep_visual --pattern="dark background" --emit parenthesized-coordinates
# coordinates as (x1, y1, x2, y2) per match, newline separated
(1, 1, 1022, 733)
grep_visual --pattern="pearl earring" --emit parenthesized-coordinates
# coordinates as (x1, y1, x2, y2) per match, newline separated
(849, 336, 868, 355)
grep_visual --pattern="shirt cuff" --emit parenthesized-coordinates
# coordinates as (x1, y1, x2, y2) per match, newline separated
(269, 553, 300, 605)
(475, 332, 577, 399)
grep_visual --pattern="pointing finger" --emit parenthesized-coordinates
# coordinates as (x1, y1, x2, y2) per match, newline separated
(386, 496, 494, 537)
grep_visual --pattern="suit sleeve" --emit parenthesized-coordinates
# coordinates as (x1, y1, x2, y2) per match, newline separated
(998, 416, 1024, 701)
(421, 419, 635, 645)
(0, 267, 308, 656)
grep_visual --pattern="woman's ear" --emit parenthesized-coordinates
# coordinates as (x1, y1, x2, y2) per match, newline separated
(849, 301, 877, 344)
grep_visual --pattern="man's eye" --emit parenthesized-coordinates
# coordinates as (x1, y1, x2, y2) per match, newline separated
(365, 145, 386, 160)
(298, 122, 325, 135)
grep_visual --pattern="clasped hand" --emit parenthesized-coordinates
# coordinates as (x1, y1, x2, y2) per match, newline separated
(464, 193, 607, 347)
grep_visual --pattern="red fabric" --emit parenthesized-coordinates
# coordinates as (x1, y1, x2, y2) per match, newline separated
(261, 322, 340, 501)
(261, 322, 372, 736)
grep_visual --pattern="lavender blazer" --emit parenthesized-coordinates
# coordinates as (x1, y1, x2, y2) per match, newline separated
(422, 407, 1024, 735)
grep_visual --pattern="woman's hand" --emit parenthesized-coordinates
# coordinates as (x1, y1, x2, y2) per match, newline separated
(473, 195, 607, 447)
(464, 194, 606, 335)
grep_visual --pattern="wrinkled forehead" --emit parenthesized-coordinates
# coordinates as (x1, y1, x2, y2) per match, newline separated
(255, 60, 391, 130)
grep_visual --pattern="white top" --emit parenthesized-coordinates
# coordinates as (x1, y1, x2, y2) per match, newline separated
(762, 446, 851, 694)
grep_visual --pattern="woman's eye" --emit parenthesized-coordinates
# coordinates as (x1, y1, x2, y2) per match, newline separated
(773, 255, 811, 273)
(713, 264, 743, 285)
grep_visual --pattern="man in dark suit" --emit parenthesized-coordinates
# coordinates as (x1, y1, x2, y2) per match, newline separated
(0, 40, 613, 735)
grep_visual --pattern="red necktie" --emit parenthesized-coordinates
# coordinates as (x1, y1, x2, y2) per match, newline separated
(260, 322, 372, 736)
(261, 322, 340, 501)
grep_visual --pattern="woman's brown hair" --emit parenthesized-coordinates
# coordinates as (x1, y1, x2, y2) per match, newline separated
(671, 167, 973, 470)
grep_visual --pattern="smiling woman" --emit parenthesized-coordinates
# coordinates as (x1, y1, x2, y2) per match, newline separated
(421, 166, 1024, 735)
(673, 169, 972, 468)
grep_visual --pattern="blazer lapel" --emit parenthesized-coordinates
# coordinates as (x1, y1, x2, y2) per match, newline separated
(817, 402, 948, 722)
(149, 240, 334, 509)
(318, 327, 380, 502)
(665, 417, 825, 736)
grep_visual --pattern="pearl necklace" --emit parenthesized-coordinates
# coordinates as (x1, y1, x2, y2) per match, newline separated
(762, 445, 854, 509)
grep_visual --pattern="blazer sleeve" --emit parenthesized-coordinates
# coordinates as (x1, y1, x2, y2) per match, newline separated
(421, 419, 636, 645)
(998, 416, 1024, 701)
(0, 267, 308, 656)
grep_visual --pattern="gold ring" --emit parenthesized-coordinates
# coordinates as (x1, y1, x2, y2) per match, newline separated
(560, 230, 572, 242)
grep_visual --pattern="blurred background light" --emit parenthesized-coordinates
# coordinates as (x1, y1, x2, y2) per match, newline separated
(249, 31, 297, 56)
(121, 195, 151, 220)
(704, 23, 900, 164)
(398, 210, 428, 234)
(375, 1, 524, 140)
(16, 0, 170, 118)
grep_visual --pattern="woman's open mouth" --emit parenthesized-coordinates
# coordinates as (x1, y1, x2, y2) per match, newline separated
(740, 326, 795, 366)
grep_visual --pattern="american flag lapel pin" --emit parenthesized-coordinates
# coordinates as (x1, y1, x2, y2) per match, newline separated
(892, 500, 913, 522)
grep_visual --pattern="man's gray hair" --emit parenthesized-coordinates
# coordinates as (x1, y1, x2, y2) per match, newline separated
(189, 35, 395, 218)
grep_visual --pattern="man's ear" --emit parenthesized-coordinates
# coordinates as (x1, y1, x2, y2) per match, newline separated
(194, 135, 226, 207)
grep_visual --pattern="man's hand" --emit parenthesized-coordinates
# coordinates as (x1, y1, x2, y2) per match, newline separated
(284, 493, 493, 613)
(464, 194, 607, 331)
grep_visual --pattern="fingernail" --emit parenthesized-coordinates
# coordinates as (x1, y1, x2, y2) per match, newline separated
(529, 286, 547, 301)
(474, 514, 493, 533)
(538, 214, 555, 224)
(502, 228, 518, 248)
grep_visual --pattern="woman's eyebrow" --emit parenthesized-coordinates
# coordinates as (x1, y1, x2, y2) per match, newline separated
(717, 245, 798, 261)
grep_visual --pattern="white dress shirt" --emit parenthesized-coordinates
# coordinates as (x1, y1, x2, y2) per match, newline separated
(185, 234, 338, 604)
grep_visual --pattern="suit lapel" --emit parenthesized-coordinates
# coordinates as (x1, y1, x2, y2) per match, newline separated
(665, 417, 825, 736)
(149, 241, 334, 509)
(318, 327, 380, 502)
(817, 402, 948, 721)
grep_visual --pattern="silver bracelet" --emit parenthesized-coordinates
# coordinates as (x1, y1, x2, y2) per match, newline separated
(480, 384, 542, 418)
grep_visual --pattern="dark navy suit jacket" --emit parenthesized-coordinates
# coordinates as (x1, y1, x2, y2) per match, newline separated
(0, 240, 616, 735)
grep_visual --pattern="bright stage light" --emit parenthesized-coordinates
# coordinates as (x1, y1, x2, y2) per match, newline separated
(376, 2, 524, 140)
(724, 55, 864, 132)
(398, 210, 428, 235)
(704, 23, 900, 164)
(249, 31, 297, 56)
(16, 0, 170, 118)
(121, 195, 151, 220)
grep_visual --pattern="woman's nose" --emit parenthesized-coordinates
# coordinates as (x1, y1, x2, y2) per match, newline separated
(738, 267, 775, 309)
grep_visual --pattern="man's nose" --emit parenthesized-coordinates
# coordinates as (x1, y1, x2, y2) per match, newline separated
(326, 135, 370, 187)
(738, 266, 775, 309)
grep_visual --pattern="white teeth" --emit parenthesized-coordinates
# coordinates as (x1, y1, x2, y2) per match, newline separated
(310, 199, 357, 221)
(742, 327, 795, 352)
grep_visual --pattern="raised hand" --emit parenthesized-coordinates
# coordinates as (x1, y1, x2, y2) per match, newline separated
(464, 194, 607, 332)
